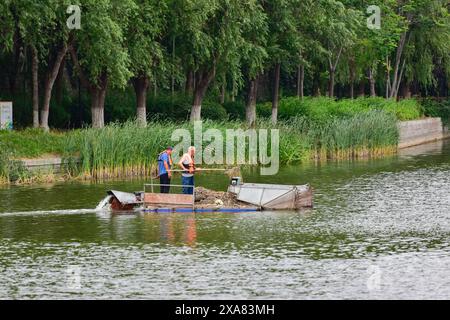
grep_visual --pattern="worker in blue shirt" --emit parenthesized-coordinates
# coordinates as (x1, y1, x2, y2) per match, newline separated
(157, 146, 173, 193)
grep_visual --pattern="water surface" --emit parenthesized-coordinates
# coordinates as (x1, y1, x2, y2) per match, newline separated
(0, 140, 449, 299)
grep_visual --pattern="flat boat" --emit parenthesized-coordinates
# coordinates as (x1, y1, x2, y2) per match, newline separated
(98, 178, 313, 213)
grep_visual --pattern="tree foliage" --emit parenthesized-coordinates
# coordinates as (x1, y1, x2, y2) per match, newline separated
(0, 0, 448, 128)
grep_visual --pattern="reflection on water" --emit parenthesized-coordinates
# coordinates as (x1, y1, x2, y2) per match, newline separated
(0, 139, 449, 299)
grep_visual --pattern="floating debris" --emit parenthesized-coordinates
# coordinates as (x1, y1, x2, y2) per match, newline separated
(194, 187, 254, 208)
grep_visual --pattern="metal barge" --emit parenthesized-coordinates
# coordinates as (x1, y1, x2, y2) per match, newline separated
(98, 178, 313, 213)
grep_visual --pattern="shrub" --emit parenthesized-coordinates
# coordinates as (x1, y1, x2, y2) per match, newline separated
(421, 98, 450, 124)
(257, 96, 423, 121)
(256, 101, 272, 118)
(201, 101, 229, 121)
(223, 101, 246, 120)
(105, 88, 136, 123)
(147, 94, 228, 121)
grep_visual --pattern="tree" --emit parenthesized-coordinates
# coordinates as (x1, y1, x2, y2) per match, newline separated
(381, 0, 450, 99)
(0, 1, 14, 53)
(10, 0, 74, 130)
(261, 0, 301, 124)
(292, 0, 324, 99)
(238, 2, 268, 126)
(400, 0, 450, 98)
(126, 0, 167, 127)
(315, 0, 361, 98)
(174, 0, 265, 121)
(340, 0, 404, 98)
(70, 0, 133, 128)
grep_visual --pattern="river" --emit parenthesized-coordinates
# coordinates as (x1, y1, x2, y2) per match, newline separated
(0, 139, 449, 299)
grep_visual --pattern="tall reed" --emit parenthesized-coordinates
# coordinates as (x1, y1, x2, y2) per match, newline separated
(1, 111, 399, 183)
(61, 112, 398, 179)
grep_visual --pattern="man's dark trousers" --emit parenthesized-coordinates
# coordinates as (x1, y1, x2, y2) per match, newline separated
(159, 173, 171, 193)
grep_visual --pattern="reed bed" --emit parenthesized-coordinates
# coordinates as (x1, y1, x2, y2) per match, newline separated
(61, 111, 398, 179)
(1, 111, 399, 184)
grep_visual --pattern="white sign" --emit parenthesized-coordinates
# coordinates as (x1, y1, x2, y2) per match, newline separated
(0, 101, 13, 130)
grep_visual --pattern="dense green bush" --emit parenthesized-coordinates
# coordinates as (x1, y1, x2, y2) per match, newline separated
(201, 101, 229, 121)
(257, 96, 422, 122)
(223, 101, 246, 120)
(147, 94, 228, 121)
(105, 88, 136, 123)
(421, 98, 450, 124)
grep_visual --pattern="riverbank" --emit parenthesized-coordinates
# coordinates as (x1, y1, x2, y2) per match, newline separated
(4, 95, 450, 185)
(398, 117, 450, 149)
(1, 112, 400, 184)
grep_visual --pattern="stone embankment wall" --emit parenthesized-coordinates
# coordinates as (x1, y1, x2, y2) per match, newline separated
(20, 157, 74, 173)
(398, 118, 449, 149)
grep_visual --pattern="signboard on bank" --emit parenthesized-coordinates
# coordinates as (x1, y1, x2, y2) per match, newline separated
(0, 102, 13, 130)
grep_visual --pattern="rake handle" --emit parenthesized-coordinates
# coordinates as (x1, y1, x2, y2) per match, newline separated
(168, 168, 228, 172)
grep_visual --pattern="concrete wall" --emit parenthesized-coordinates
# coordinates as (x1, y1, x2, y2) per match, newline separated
(398, 118, 448, 149)
(20, 157, 74, 173)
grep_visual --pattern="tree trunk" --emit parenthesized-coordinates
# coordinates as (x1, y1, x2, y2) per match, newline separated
(185, 70, 194, 94)
(349, 57, 356, 99)
(90, 89, 99, 127)
(9, 21, 21, 95)
(40, 44, 68, 130)
(220, 81, 226, 104)
(328, 70, 335, 98)
(90, 89, 103, 129)
(191, 90, 204, 121)
(359, 81, 365, 97)
(90, 81, 107, 129)
(55, 59, 66, 105)
(327, 47, 343, 98)
(171, 37, 176, 97)
(389, 32, 408, 99)
(91, 74, 107, 128)
(313, 73, 321, 96)
(368, 68, 376, 97)
(297, 65, 304, 99)
(231, 81, 236, 102)
(31, 46, 39, 128)
(403, 81, 412, 98)
(190, 67, 216, 122)
(133, 76, 149, 127)
(386, 57, 391, 98)
(246, 76, 258, 127)
(70, 45, 107, 128)
(272, 63, 281, 124)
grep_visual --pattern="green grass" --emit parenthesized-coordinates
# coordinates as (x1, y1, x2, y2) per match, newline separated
(0, 128, 66, 158)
